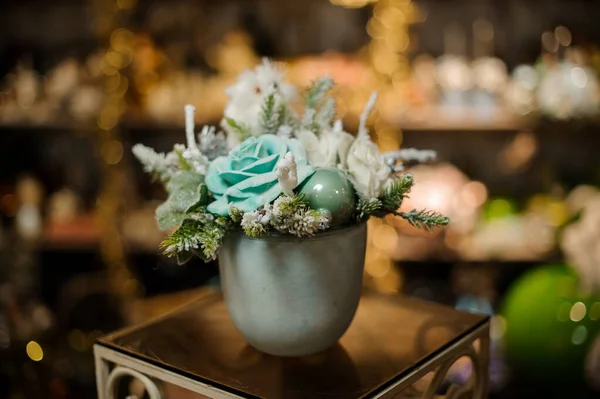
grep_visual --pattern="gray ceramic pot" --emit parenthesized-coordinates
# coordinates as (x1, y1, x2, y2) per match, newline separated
(218, 223, 367, 356)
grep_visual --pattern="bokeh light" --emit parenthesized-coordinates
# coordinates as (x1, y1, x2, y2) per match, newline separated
(26, 341, 44, 361)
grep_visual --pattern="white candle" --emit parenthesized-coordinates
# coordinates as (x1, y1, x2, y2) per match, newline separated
(184, 104, 197, 150)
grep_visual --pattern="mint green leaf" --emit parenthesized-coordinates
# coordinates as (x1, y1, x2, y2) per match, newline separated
(156, 172, 208, 230)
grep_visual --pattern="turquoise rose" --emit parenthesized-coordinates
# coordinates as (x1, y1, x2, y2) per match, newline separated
(205, 135, 314, 215)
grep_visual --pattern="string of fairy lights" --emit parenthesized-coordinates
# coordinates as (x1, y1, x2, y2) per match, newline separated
(362, 0, 417, 292)
(92, 0, 140, 304)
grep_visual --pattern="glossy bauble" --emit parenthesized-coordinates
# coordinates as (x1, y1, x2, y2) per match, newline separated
(502, 264, 600, 396)
(297, 167, 356, 227)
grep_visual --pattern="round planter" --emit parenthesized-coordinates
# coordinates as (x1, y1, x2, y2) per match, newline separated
(218, 223, 367, 356)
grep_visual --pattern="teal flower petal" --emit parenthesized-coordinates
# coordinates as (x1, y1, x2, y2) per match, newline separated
(286, 138, 309, 161)
(240, 153, 279, 174)
(258, 134, 286, 155)
(206, 197, 233, 215)
(231, 156, 260, 170)
(205, 156, 230, 197)
(219, 170, 257, 186)
(205, 134, 315, 215)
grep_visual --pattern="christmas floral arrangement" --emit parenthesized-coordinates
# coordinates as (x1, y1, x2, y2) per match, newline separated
(133, 60, 449, 264)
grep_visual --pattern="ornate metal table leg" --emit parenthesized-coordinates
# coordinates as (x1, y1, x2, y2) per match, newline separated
(477, 324, 491, 398)
(423, 324, 490, 399)
(95, 345, 110, 399)
(106, 366, 162, 399)
(94, 344, 162, 399)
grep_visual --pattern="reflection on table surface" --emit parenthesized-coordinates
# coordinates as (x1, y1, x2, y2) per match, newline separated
(100, 290, 486, 399)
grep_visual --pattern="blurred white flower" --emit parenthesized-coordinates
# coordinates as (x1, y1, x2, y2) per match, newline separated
(346, 135, 391, 198)
(221, 59, 297, 147)
(295, 122, 355, 169)
(561, 190, 600, 294)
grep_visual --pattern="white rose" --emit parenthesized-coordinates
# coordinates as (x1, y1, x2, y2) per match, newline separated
(295, 128, 355, 169)
(221, 60, 297, 148)
(346, 136, 391, 198)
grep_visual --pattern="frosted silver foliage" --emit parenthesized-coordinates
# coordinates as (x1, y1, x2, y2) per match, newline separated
(156, 172, 208, 230)
(198, 125, 228, 160)
(132, 144, 178, 182)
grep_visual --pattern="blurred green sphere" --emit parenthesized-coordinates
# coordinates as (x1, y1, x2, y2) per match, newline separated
(297, 167, 356, 227)
(502, 264, 600, 393)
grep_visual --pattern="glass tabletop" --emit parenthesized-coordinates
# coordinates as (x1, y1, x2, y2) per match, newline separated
(99, 290, 488, 399)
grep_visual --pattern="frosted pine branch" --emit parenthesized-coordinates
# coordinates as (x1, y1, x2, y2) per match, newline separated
(228, 204, 244, 223)
(241, 208, 272, 238)
(315, 97, 336, 129)
(301, 108, 317, 132)
(384, 148, 438, 172)
(393, 209, 450, 232)
(270, 195, 331, 237)
(305, 76, 333, 109)
(160, 216, 229, 262)
(260, 91, 279, 134)
(132, 144, 177, 182)
(380, 174, 414, 211)
(198, 125, 228, 160)
(356, 197, 383, 221)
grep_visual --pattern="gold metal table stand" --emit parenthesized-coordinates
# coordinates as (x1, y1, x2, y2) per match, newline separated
(94, 289, 490, 399)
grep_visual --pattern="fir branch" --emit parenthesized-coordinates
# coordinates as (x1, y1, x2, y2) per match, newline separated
(225, 117, 251, 141)
(260, 92, 279, 134)
(380, 174, 414, 211)
(270, 195, 331, 237)
(315, 97, 336, 129)
(301, 108, 317, 132)
(242, 221, 268, 238)
(277, 103, 296, 127)
(228, 205, 244, 223)
(394, 209, 450, 232)
(303, 77, 335, 132)
(160, 217, 229, 263)
(132, 144, 177, 182)
(305, 77, 333, 109)
(274, 193, 307, 213)
(384, 148, 438, 172)
(356, 197, 383, 221)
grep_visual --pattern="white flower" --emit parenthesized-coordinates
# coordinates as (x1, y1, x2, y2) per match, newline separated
(346, 135, 391, 198)
(221, 59, 297, 147)
(240, 207, 272, 237)
(295, 122, 355, 169)
(257, 207, 272, 225)
(242, 211, 259, 226)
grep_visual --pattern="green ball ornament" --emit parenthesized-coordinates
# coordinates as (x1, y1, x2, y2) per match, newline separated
(502, 264, 600, 395)
(297, 167, 356, 227)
